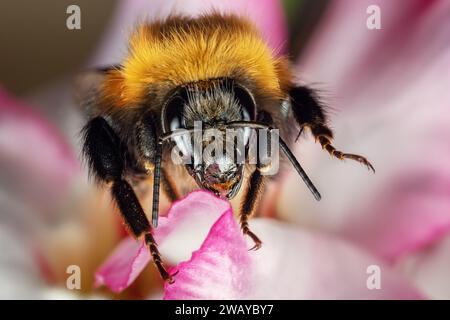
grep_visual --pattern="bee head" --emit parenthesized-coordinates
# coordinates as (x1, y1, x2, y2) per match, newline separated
(161, 78, 256, 199)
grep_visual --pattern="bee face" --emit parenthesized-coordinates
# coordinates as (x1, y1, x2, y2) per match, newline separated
(161, 78, 255, 198)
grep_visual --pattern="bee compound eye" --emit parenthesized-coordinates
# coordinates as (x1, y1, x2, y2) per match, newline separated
(161, 90, 195, 159)
(233, 84, 256, 122)
(162, 92, 187, 133)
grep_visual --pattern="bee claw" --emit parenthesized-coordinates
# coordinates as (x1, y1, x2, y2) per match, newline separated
(245, 230, 262, 251)
(249, 242, 262, 251)
(367, 162, 375, 173)
(348, 155, 375, 173)
(315, 135, 375, 174)
(166, 276, 175, 285)
(164, 270, 179, 285)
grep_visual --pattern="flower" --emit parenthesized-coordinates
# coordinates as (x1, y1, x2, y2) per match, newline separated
(96, 190, 422, 299)
(2, 0, 449, 300)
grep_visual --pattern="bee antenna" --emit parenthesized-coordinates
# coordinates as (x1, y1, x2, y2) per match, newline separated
(152, 142, 163, 227)
(278, 136, 321, 201)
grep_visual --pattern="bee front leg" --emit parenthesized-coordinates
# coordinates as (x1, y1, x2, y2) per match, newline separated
(240, 167, 265, 251)
(239, 111, 274, 251)
(289, 86, 374, 172)
(82, 116, 175, 283)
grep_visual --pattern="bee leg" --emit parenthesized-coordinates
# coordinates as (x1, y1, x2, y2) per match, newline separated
(240, 167, 265, 251)
(144, 232, 177, 283)
(289, 86, 374, 172)
(239, 110, 275, 251)
(112, 179, 175, 284)
(82, 117, 175, 283)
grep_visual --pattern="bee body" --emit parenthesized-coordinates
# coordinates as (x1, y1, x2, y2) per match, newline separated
(79, 13, 373, 283)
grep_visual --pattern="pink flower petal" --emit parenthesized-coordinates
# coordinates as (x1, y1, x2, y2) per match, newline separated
(0, 87, 79, 215)
(163, 208, 251, 300)
(398, 233, 450, 299)
(97, 190, 423, 298)
(94, 190, 229, 293)
(163, 214, 423, 299)
(95, 238, 149, 293)
(0, 87, 82, 296)
(248, 220, 423, 299)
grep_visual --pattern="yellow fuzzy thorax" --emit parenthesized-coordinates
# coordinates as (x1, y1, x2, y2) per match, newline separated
(102, 14, 289, 108)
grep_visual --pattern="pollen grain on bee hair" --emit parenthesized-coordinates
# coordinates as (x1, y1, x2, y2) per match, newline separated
(169, 121, 280, 176)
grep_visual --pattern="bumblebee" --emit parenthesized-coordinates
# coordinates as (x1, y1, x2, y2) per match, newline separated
(79, 13, 374, 283)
